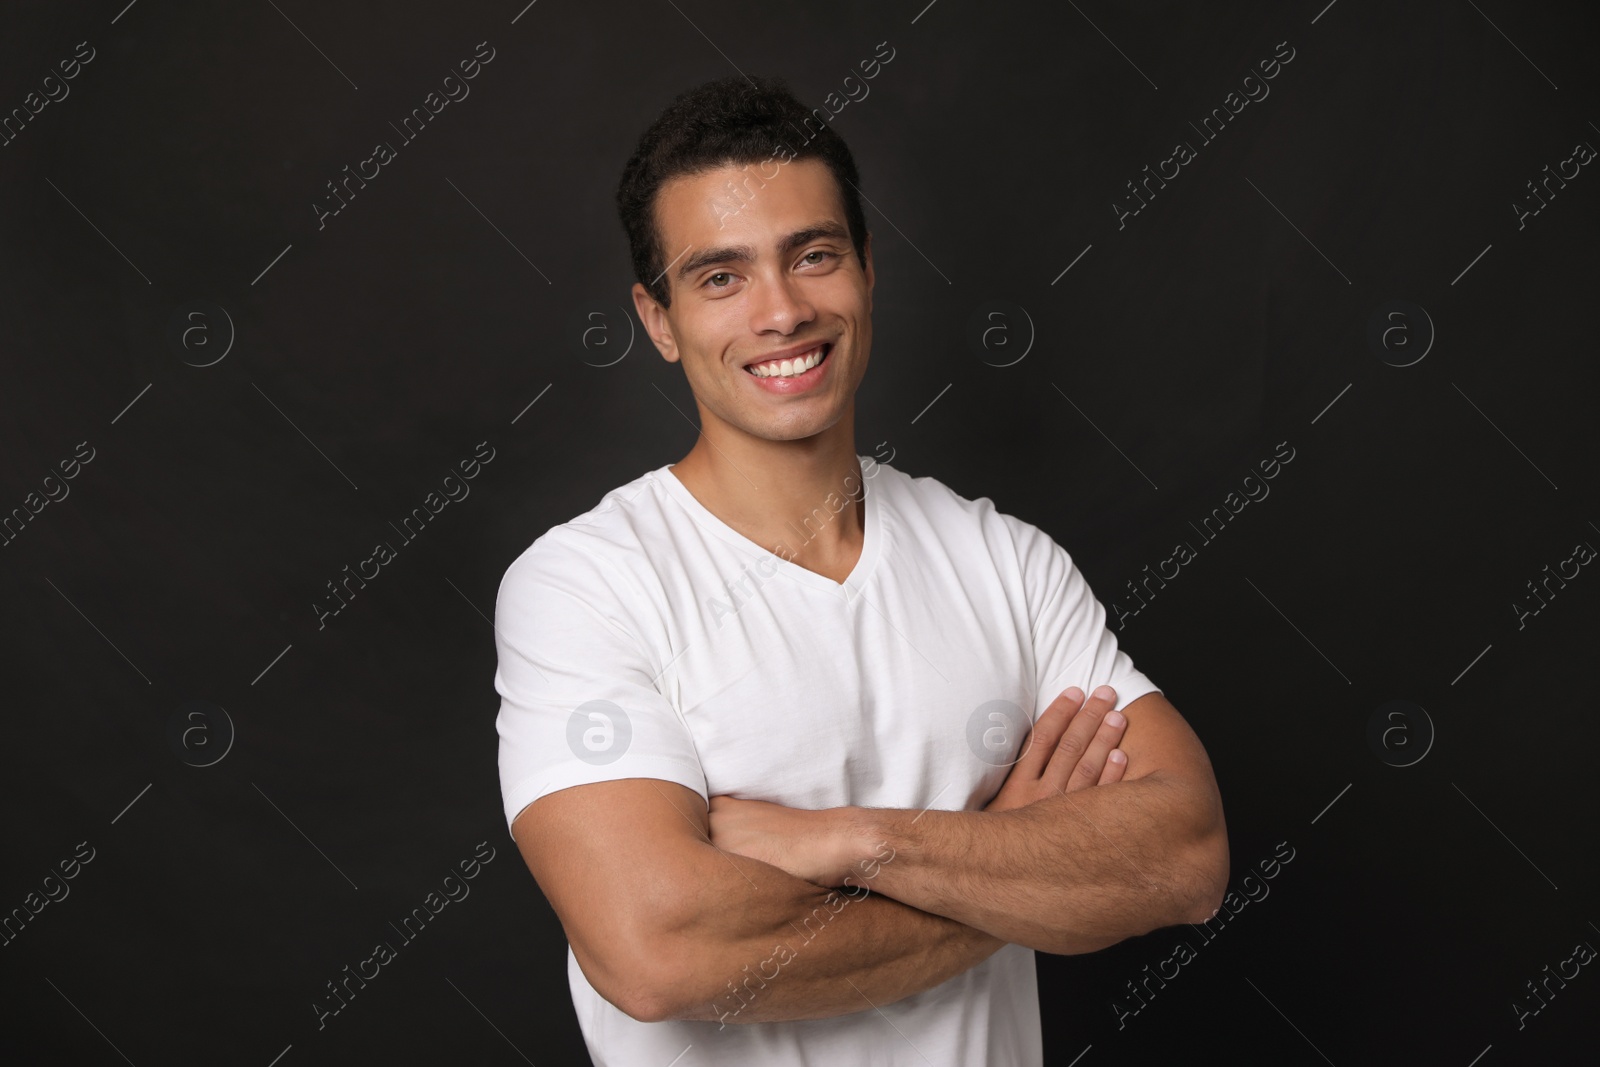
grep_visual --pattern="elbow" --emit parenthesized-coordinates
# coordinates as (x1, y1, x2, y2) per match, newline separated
(628, 953, 722, 1024)
(626, 943, 714, 1024)
(609, 920, 727, 1024)
(576, 929, 684, 1024)
(601, 960, 681, 1024)
(1181, 851, 1230, 924)
(605, 957, 668, 1023)
(1176, 802, 1230, 925)
(624, 989, 674, 1025)
(624, 940, 714, 1023)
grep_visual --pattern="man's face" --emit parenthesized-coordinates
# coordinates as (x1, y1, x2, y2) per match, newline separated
(633, 157, 874, 445)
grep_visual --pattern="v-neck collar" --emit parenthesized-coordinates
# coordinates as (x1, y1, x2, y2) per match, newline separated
(653, 456, 885, 601)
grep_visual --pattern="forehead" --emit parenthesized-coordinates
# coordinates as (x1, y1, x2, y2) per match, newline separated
(653, 157, 846, 249)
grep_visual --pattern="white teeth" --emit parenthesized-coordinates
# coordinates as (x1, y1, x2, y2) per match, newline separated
(750, 347, 824, 378)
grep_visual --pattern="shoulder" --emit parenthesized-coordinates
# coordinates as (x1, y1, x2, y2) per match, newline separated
(868, 456, 994, 524)
(876, 459, 1080, 611)
(872, 457, 1044, 553)
(495, 465, 672, 614)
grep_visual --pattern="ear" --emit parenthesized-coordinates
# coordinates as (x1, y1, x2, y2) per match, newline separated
(631, 282, 679, 363)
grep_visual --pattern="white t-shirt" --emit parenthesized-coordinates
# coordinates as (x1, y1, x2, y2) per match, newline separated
(494, 456, 1160, 1067)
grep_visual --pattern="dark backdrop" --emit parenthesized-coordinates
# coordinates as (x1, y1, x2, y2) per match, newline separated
(3, 1, 1596, 1064)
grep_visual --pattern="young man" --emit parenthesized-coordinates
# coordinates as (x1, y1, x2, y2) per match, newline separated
(493, 75, 1228, 1065)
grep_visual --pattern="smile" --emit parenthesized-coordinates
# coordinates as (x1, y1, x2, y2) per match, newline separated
(745, 344, 829, 378)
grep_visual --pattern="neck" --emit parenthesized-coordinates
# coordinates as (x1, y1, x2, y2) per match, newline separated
(669, 421, 865, 564)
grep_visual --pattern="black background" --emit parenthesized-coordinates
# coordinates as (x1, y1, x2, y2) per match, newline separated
(3, 1, 1597, 1064)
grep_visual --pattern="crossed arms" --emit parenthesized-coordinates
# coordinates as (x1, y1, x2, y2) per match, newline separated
(510, 684, 1228, 1024)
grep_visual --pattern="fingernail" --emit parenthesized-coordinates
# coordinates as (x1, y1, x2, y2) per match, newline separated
(1107, 711, 1125, 728)
(1063, 687, 1083, 702)
(1109, 749, 1126, 764)
(1094, 685, 1116, 702)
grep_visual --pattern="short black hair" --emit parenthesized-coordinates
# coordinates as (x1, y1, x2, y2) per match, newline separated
(615, 74, 869, 309)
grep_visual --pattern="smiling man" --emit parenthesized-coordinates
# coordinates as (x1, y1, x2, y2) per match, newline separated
(493, 75, 1228, 1066)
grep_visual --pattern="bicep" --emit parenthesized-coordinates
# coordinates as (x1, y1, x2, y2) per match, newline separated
(999, 512, 1162, 726)
(512, 777, 711, 1017)
(1116, 691, 1225, 842)
(1114, 691, 1212, 785)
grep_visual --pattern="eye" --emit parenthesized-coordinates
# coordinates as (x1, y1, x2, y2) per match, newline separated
(705, 271, 733, 288)
(802, 251, 836, 265)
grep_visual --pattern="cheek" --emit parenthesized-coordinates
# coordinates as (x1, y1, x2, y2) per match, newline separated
(849, 314, 872, 364)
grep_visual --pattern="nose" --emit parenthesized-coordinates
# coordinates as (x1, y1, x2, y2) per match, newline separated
(749, 271, 815, 336)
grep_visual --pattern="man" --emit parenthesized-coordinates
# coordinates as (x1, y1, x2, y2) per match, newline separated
(493, 74, 1228, 1065)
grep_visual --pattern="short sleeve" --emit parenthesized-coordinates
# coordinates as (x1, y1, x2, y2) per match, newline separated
(493, 536, 707, 836)
(1000, 513, 1161, 720)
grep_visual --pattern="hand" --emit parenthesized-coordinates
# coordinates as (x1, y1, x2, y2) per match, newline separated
(707, 795, 855, 887)
(984, 685, 1128, 813)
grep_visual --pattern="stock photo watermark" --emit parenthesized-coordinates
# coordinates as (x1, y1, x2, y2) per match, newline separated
(1510, 931, 1594, 1031)
(0, 40, 96, 148)
(702, 443, 894, 627)
(711, 41, 897, 230)
(768, 441, 894, 566)
(1112, 840, 1296, 1029)
(1366, 300, 1434, 367)
(966, 698, 1032, 767)
(1111, 441, 1297, 629)
(313, 441, 496, 629)
(695, 441, 896, 629)
(166, 700, 235, 768)
(1512, 535, 1594, 631)
(311, 840, 498, 1030)
(1113, 40, 1297, 230)
(570, 298, 637, 368)
(1, 840, 97, 948)
(966, 301, 1034, 368)
(313, 41, 497, 230)
(166, 302, 236, 368)
(567, 699, 633, 765)
(709, 841, 897, 1029)
(1366, 699, 1434, 768)
(1513, 137, 1594, 231)
(1, 440, 96, 550)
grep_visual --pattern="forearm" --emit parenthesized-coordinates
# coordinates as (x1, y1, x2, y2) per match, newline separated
(848, 772, 1228, 955)
(653, 847, 1006, 1025)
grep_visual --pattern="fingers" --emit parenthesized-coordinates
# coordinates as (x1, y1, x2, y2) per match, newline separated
(1048, 685, 1126, 795)
(1097, 747, 1128, 786)
(1000, 685, 1128, 808)
(1009, 686, 1084, 780)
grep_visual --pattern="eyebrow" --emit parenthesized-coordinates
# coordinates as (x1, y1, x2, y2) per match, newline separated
(674, 222, 852, 284)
